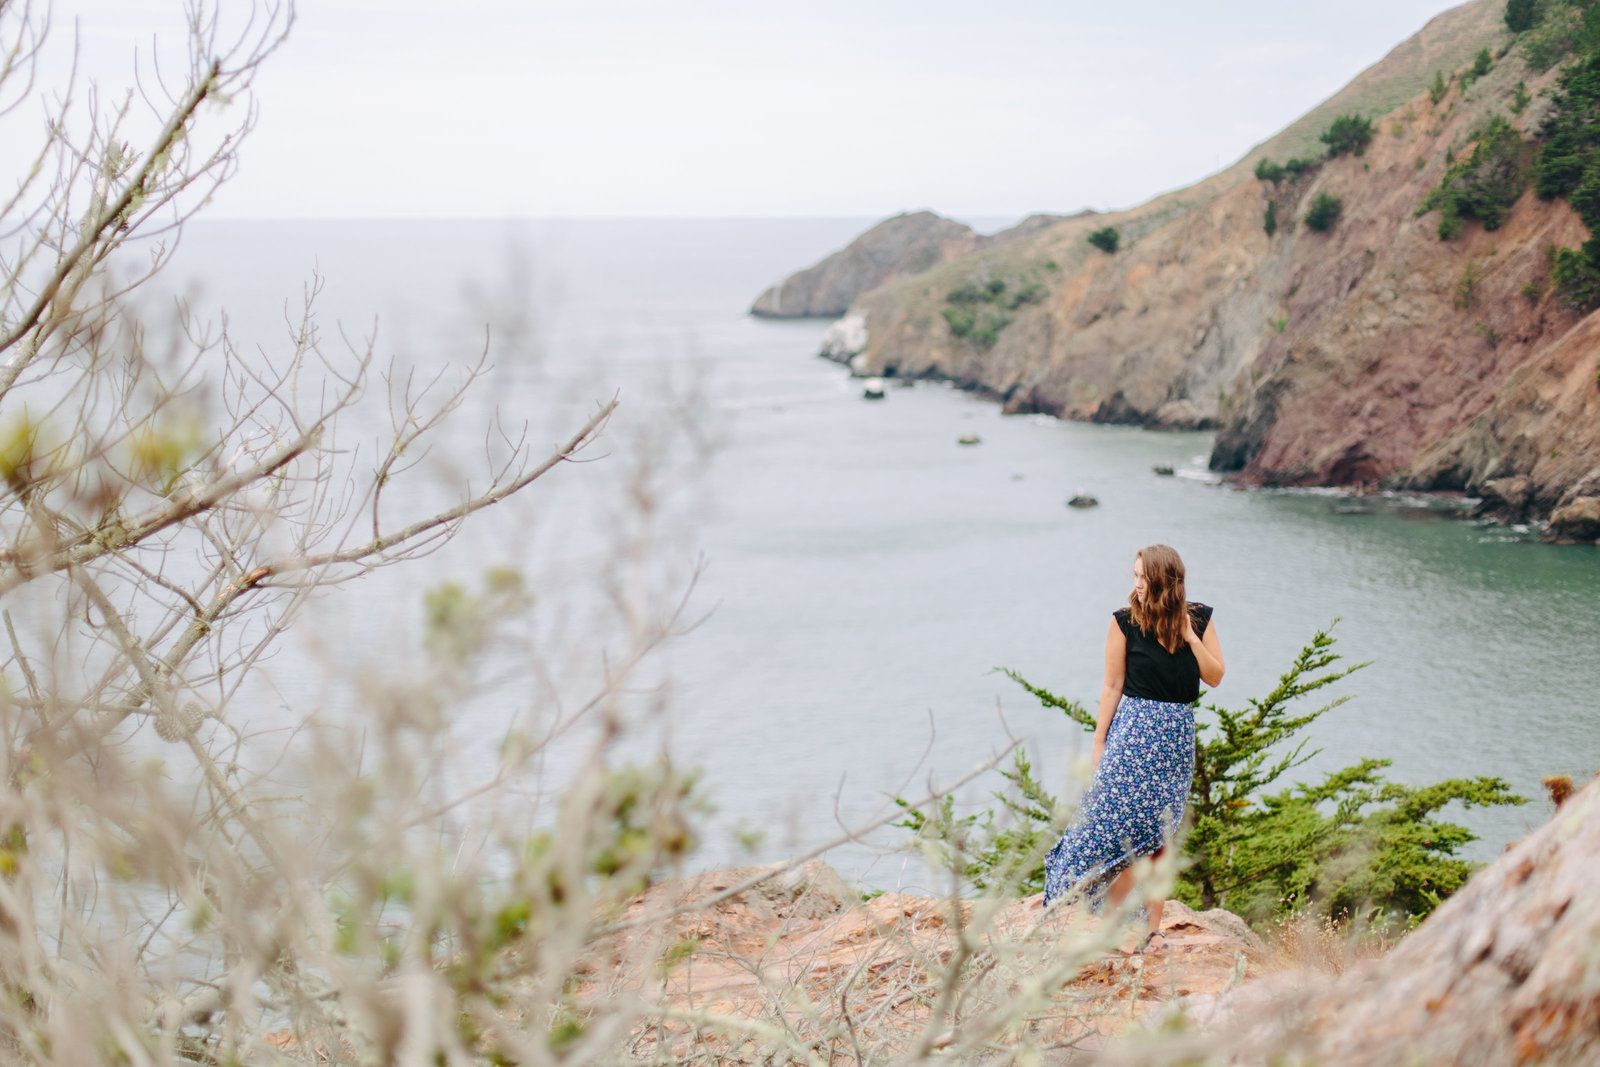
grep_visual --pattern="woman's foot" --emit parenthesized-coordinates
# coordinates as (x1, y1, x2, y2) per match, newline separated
(1137, 929, 1169, 955)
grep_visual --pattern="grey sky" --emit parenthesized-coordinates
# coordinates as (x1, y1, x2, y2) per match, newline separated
(29, 1, 1471, 220)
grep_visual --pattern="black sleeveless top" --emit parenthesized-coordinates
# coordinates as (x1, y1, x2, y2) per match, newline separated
(1114, 603, 1212, 704)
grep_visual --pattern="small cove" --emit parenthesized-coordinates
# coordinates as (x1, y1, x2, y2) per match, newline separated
(159, 217, 1600, 890)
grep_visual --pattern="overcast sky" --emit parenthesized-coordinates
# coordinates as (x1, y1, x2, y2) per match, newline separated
(24, 0, 1471, 220)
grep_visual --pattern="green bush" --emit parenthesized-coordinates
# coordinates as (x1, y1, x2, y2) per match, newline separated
(1462, 48, 1495, 91)
(1537, 46, 1600, 212)
(1007, 282, 1047, 308)
(1522, 0, 1589, 71)
(1430, 70, 1449, 105)
(1419, 116, 1526, 238)
(1256, 158, 1286, 182)
(1505, 0, 1539, 33)
(946, 283, 984, 304)
(1535, 34, 1600, 309)
(1304, 192, 1343, 232)
(893, 627, 1524, 925)
(942, 305, 977, 338)
(1512, 80, 1532, 113)
(942, 301, 1012, 346)
(1553, 240, 1600, 309)
(1264, 199, 1278, 236)
(1284, 156, 1319, 177)
(1321, 114, 1375, 158)
(1087, 226, 1120, 253)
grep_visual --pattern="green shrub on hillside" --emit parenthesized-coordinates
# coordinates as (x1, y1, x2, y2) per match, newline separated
(1505, 0, 1539, 33)
(892, 627, 1524, 925)
(1264, 199, 1278, 236)
(1512, 80, 1532, 113)
(1521, 0, 1589, 71)
(1419, 116, 1527, 238)
(1553, 241, 1600, 308)
(1321, 114, 1375, 158)
(1536, 38, 1600, 307)
(942, 305, 977, 337)
(1008, 282, 1047, 308)
(1304, 192, 1343, 232)
(1461, 48, 1495, 92)
(1087, 226, 1120, 253)
(1256, 157, 1321, 183)
(1430, 70, 1449, 105)
(942, 272, 1045, 344)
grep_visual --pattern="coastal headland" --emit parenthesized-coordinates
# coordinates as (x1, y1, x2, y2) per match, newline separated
(754, 0, 1600, 542)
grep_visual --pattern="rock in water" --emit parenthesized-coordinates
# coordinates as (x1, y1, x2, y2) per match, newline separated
(1067, 493, 1099, 508)
(750, 211, 982, 318)
(1544, 496, 1600, 543)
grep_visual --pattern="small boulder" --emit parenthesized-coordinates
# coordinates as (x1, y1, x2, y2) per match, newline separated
(1544, 495, 1600, 542)
(1068, 493, 1100, 508)
(1474, 475, 1530, 522)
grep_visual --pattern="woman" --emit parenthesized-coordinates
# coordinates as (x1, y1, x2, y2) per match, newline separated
(1042, 544, 1224, 952)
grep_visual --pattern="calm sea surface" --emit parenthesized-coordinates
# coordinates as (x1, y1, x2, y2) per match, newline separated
(159, 218, 1600, 891)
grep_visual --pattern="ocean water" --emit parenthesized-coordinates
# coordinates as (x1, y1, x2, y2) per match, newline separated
(152, 217, 1600, 891)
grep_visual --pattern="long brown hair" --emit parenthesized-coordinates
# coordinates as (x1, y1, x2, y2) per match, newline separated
(1128, 544, 1189, 653)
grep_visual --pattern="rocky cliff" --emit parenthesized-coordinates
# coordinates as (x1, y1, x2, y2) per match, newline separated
(767, 0, 1600, 535)
(749, 211, 986, 318)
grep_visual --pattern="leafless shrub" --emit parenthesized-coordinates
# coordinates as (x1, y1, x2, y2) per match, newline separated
(0, 4, 1138, 1063)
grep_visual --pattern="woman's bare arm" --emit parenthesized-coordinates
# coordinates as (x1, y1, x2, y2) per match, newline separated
(1186, 616, 1225, 687)
(1092, 619, 1126, 766)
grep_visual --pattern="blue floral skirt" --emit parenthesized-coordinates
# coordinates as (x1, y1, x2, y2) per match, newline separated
(1042, 695, 1195, 909)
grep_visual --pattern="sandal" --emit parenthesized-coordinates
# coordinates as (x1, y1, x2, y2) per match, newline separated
(1137, 930, 1170, 955)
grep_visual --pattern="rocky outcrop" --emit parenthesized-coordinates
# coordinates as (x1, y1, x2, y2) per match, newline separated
(750, 211, 984, 318)
(595, 775, 1600, 1064)
(1156, 774, 1600, 1066)
(598, 862, 1266, 1061)
(1545, 496, 1600, 542)
(818, 313, 868, 365)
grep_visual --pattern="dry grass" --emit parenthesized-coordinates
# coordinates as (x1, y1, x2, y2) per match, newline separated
(1255, 909, 1398, 978)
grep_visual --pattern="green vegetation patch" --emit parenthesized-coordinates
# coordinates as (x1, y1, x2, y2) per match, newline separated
(892, 627, 1524, 926)
(1320, 114, 1375, 158)
(1536, 29, 1600, 307)
(1506, 0, 1539, 35)
(1419, 116, 1527, 239)
(940, 272, 1048, 346)
(1518, 0, 1595, 72)
(1304, 192, 1343, 232)
(1255, 156, 1321, 183)
(1460, 48, 1495, 93)
(1087, 226, 1120, 253)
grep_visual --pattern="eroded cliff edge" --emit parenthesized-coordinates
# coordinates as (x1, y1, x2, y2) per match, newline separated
(760, 0, 1600, 535)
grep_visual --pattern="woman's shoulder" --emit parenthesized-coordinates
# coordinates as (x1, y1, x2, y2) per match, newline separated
(1187, 601, 1214, 634)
